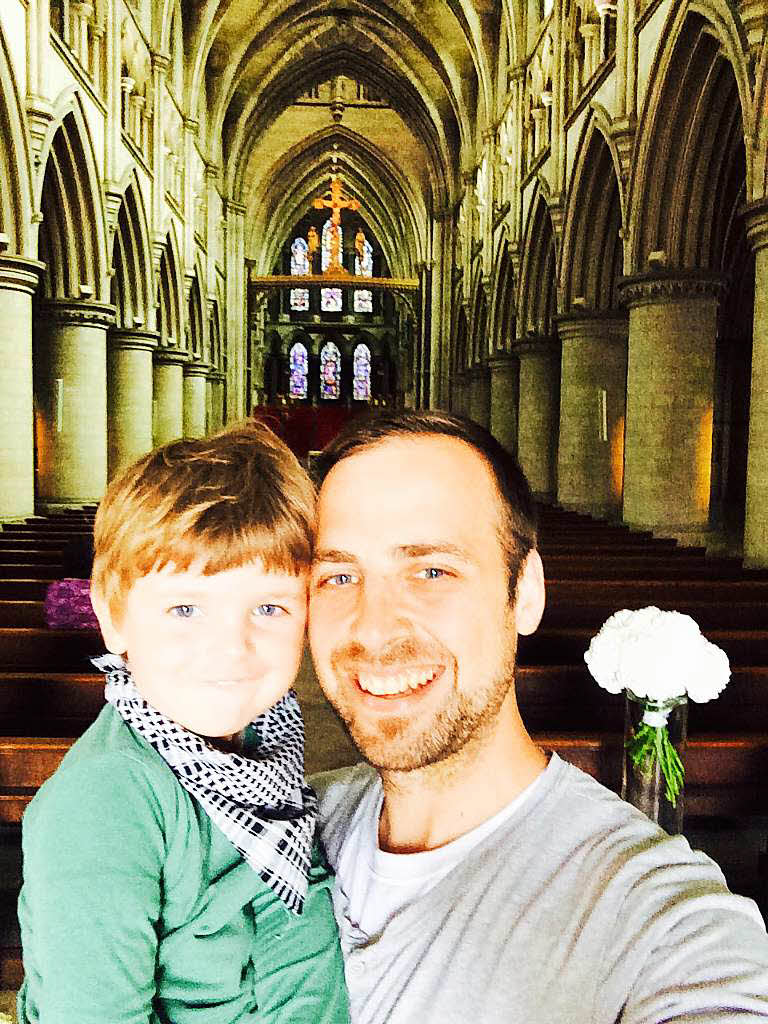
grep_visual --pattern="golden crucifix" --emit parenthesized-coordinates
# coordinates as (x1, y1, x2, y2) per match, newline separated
(312, 175, 361, 273)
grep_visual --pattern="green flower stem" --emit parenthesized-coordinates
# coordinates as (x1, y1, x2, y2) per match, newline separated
(625, 721, 685, 807)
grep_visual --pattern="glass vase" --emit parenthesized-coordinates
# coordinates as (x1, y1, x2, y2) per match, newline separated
(621, 691, 688, 835)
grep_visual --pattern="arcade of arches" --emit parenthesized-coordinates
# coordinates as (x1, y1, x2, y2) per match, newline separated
(0, 1, 767, 559)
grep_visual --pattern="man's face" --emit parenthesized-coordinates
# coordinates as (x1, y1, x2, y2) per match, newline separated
(309, 434, 526, 772)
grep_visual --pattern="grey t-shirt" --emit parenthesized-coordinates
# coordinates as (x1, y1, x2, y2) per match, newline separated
(315, 755, 768, 1023)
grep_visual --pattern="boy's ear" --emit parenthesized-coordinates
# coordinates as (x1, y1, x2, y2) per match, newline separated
(513, 550, 545, 637)
(89, 587, 127, 655)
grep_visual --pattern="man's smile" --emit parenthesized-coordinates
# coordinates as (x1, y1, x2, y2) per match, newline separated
(356, 665, 443, 697)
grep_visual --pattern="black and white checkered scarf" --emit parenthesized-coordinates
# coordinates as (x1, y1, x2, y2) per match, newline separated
(93, 653, 317, 914)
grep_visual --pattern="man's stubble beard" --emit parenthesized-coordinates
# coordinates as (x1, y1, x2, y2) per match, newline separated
(321, 627, 519, 773)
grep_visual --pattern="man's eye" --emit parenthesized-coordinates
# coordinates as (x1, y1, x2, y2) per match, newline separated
(169, 605, 199, 618)
(326, 572, 357, 586)
(256, 604, 285, 617)
(416, 567, 445, 580)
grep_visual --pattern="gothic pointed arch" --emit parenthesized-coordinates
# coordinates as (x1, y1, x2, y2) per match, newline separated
(628, 6, 750, 273)
(110, 173, 153, 329)
(156, 229, 183, 350)
(489, 233, 517, 352)
(0, 21, 34, 256)
(468, 266, 488, 364)
(560, 114, 624, 311)
(518, 189, 558, 335)
(37, 97, 108, 300)
(187, 270, 205, 360)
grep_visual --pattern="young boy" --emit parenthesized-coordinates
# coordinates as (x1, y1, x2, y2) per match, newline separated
(17, 422, 350, 1024)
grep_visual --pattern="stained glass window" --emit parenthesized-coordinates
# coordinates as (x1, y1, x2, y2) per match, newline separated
(320, 341, 341, 399)
(353, 343, 371, 400)
(321, 287, 342, 312)
(290, 237, 310, 311)
(289, 341, 308, 398)
(354, 234, 373, 313)
(321, 219, 343, 312)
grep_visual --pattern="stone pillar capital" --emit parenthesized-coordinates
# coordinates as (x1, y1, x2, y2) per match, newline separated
(108, 328, 159, 352)
(151, 52, 171, 74)
(555, 310, 628, 343)
(38, 299, 116, 329)
(741, 199, 768, 253)
(207, 369, 226, 383)
(488, 352, 517, 372)
(183, 361, 211, 378)
(154, 346, 189, 366)
(513, 334, 560, 358)
(618, 270, 724, 309)
(0, 256, 45, 295)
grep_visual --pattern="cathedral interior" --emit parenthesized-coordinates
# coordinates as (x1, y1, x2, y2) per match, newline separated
(0, 0, 767, 1007)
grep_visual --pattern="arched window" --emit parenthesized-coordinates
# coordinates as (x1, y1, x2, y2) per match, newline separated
(290, 237, 310, 311)
(320, 341, 341, 399)
(354, 232, 374, 314)
(289, 341, 309, 398)
(321, 219, 343, 312)
(353, 342, 371, 400)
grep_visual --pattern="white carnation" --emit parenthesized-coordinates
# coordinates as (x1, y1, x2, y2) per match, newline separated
(583, 606, 730, 704)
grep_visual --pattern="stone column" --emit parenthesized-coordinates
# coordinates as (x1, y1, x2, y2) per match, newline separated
(514, 336, 561, 500)
(452, 371, 470, 417)
(0, 257, 44, 518)
(556, 313, 628, 516)
(620, 271, 722, 537)
(489, 354, 519, 457)
(468, 365, 491, 428)
(107, 329, 157, 477)
(34, 299, 114, 505)
(183, 362, 209, 438)
(207, 370, 226, 433)
(153, 349, 186, 445)
(225, 200, 247, 419)
(742, 202, 768, 565)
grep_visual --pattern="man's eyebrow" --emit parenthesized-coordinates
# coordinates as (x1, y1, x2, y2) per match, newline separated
(396, 543, 472, 562)
(313, 544, 472, 564)
(313, 549, 358, 565)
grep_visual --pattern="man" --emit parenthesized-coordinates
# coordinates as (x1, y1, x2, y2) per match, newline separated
(309, 410, 768, 1023)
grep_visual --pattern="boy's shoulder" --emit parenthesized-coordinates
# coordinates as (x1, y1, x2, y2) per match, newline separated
(26, 703, 177, 824)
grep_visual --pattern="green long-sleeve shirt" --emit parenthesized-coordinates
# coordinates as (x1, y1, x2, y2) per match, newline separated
(17, 704, 350, 1024)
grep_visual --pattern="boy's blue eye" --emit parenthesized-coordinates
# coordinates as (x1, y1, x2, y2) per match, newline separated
(170, 604, 199, 618)
(257, 604, 285, 617)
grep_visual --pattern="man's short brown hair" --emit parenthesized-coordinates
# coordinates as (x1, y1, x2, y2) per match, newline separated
(91, 421, 315, 619)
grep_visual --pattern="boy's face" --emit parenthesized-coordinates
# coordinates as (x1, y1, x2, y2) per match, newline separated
(95, 561, 308, 741)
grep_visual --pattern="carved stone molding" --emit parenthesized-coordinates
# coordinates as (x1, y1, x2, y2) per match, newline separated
(108, 328, 159, 352)
(225, 199, 247, 218)
(154, 346, 189, 366)
(618, 270, 724, 309)
(37, 300, 116, 329)
(556, 310, 628, 343)
(183, 361, 210, 378)
(512, 334, 560, 358)
(741, 199, 768, 253)
(0, 256, 45, 295)
(488, 352, 518, 374)
(207, 369, 226, 382)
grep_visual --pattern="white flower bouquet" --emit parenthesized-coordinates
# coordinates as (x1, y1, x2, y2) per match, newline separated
(584, 606, 730, 807)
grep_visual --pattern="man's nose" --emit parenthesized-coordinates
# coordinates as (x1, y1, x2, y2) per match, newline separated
(350, 577, 406, 650)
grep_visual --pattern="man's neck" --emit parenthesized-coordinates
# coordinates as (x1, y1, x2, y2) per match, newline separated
(377, 700, 548, 853)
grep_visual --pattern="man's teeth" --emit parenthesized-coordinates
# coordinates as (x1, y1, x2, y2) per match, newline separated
(357, 668, 438, 696)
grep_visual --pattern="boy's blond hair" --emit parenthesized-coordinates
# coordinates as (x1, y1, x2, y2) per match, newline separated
(91, 421, 315, 620)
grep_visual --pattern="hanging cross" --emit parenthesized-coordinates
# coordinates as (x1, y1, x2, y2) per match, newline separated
(312, 175, 361, 273)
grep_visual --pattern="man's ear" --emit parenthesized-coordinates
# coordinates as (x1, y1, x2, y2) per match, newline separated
(513, 550, 545, 636)
(89, 587, 127, 655)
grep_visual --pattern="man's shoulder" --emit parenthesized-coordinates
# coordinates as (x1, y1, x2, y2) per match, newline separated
(311, 761, 378, 816)
(310, 761, 379, 863)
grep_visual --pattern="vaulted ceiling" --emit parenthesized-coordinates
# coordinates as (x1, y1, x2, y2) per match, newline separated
(181, 0, 501, 275)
